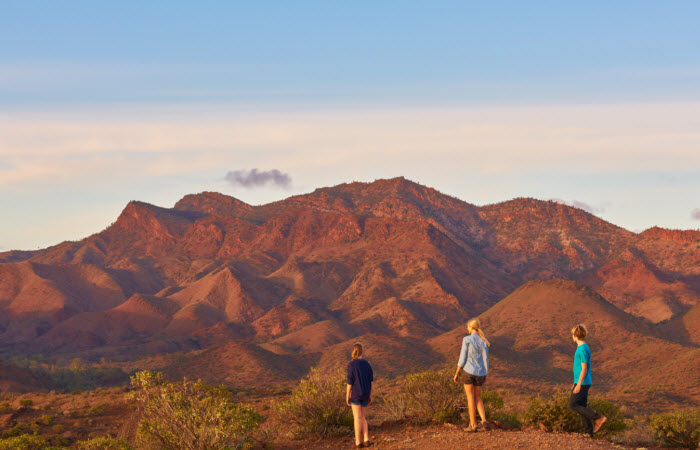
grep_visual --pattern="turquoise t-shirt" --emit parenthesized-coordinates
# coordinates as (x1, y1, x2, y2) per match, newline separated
(573, 343, 593, 385)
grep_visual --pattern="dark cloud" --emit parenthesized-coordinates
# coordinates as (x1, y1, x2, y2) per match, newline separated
(692, 208, 700, 220)
(224, 169, 291, 189)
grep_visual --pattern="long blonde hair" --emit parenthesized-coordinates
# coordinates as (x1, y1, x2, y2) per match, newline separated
(351, 342, 363, 360)
(468, 318, 490, 347)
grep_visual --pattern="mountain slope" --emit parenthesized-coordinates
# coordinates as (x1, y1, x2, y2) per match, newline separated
(0, 178, 698, 399)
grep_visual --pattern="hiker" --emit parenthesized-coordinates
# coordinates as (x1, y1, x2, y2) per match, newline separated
(569, 324, 607, 437)
(453, 317, 490, 432)
(346, 342, 374, 448)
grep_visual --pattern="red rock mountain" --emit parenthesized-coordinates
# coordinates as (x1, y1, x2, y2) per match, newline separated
(0, 178, 698, 405)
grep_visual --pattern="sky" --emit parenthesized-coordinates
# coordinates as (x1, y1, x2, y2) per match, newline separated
(1, 1, 699, 251)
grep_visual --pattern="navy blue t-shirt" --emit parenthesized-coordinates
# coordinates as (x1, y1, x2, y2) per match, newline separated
(346, 358, 373, 401)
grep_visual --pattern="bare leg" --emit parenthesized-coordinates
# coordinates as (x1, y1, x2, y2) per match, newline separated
(360, 405, 369, 443)
(463, 384, 477, 427)
(475, 386, 487, 423)
(351, 404, 363, 445)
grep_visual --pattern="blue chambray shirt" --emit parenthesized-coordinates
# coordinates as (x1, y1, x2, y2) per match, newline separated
(457, 333, 489, 376)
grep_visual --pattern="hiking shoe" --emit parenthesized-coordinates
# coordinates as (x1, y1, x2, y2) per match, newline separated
(593, 416, 607, 433)
(465, 425, 478, 433)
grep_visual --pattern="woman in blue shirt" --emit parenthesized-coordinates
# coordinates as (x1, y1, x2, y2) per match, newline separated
(569, 324, 607, 437)
(453, 318, 490, 432)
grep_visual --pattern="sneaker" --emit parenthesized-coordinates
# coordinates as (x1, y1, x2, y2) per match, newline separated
(593, 416, 607, 433)
(465, 425, 478, 433)
(480, 420, 492, 431)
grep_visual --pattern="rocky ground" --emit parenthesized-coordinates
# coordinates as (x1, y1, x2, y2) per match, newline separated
(274, 422, 660, 449)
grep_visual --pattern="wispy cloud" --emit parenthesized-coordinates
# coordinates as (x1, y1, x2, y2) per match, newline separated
(692, 208, 700, 220)
(550, 199, 604, 215)
(225, 169, 291, 188)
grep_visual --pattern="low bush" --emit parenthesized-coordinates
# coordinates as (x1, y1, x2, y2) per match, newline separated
(376, 392, 409, 422)
(37, 415, 55, 426)
(84, 404, 105, 417)
(129, 370, 262, 450)
(648, 409, 700, 448)
(1, 422, 31, 438)
(402, 368, 463, 424)
(479, 390, 521, 427)
(19, 399, 33, 408)
(0, 403, 12, 414)
(275, 366, 352, 437)
(75, 436, 134, 449)
(524, 391, 626, 438)
(0, 435, 48, 450)
(587, 398, 627, 437)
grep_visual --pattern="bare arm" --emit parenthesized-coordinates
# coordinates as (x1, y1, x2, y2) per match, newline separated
(346, 384, 352, 406)
(453, 366, 462, 384)
(573, 362, 587, 393)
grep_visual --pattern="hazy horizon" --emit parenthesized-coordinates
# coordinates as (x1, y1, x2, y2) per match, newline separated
(2, 2, 699, 250)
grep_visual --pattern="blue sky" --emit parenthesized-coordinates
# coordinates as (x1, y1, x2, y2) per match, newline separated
(1, 2, 699, 250)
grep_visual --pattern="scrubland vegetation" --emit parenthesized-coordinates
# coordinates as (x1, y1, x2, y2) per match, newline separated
(0, 366, 698, 449)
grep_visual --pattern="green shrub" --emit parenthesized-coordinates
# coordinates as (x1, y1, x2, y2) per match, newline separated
(587, 398, 627, 438)
(648, 409, 700, 448)
(0, 403, 12, 414)
(401, 368, 463, 424)
(75, 436, 134, 449)
(37, 415, 54, 426)
(84, 405, 104, 417)
(275, 366, 352, 437)
(129, 370, 262, 450)
(1, 422, 31, 438)
(480, 389, 504, 417)
(478, 390, 521, 427)
(376, 392, 409, 422)
(524, 392, 626, 437)
(0, 435, 48, 450)
(19, 399, 33, 408)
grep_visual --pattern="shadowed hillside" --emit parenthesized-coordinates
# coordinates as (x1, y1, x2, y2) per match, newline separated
(0, 178, 698, 403)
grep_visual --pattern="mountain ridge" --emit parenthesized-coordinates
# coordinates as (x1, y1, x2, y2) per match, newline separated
(0, 178, 697, 406)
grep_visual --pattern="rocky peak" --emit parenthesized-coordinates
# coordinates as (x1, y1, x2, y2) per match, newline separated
(174, 192, 253, 217)
(639, 226, 700, 244)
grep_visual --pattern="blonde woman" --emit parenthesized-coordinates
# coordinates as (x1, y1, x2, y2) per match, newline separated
(569, 324, 606, 437)
(453, 318, 490, 432)
(346, 342, 374, 448)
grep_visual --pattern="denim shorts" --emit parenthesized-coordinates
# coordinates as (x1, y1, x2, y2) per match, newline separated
(461, 371, 487, 386)
(349, 398, 369, 407)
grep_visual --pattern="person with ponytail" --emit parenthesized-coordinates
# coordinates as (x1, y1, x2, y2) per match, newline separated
(453, 317, 490, 432)
(346, 342, 374, 448)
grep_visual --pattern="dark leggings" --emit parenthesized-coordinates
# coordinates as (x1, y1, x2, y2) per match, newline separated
(569, 384, 601, 436)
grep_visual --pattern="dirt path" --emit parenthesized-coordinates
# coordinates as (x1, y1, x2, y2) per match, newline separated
(274, 423, 636, 449)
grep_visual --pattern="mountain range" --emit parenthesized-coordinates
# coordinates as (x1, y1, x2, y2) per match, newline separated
(1, 178, 698, 407)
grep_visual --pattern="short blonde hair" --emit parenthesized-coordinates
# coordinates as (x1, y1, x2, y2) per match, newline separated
(571, 324, 587, 340)
(351, 342, 363, 360)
